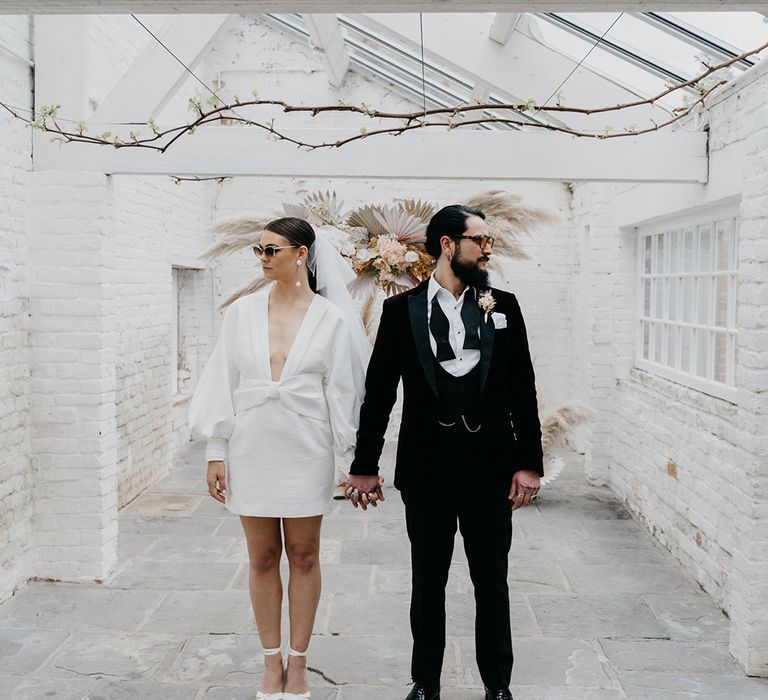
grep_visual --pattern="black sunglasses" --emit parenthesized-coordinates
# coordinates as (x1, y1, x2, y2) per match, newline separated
(253, 244, 299, 258)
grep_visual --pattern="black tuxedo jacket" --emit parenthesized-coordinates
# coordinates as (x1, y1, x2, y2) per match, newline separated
(350, 280, 544, 492)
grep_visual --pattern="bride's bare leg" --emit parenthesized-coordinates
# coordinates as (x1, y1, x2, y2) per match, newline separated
(283, 515, 323, 694)
(240, 516, 284, 694)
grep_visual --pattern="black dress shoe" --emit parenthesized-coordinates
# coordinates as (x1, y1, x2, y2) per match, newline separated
(484, 688, 512, 700)
(404, 683, 440, 700)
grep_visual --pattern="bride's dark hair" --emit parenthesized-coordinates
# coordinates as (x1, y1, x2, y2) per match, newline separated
(265, 217, 317, 292)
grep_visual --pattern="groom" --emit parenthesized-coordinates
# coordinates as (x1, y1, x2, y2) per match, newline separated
(346, 205, 544, 700)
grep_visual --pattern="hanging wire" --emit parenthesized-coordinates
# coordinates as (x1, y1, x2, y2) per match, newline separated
(539, 12, 624, 111)
(131, 14, 259, 131)
(130, 14, 219, 101)
(418, 13, 427, 119)
(0, 16, 226, 127)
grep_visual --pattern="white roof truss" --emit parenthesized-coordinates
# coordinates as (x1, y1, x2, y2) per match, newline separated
(489, 13, 523, 45)
(89, 14, 231, 125)
(304, 14, 350, 87)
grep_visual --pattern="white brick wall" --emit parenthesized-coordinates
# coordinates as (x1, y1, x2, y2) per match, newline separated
(0, 16, 33, 602)
(727, 64, 768, 676)
(572, 65, 768, 675)
(28, 172, 119, 584)
(0, 16, 218, 594)
(110, 176, 214, 507)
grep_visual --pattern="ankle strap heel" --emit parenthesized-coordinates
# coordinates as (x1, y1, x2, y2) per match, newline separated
(283, 647, 311, 699)
(256, 647, 285, 700)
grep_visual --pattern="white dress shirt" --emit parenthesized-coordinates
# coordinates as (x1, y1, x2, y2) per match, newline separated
(426, 274, 481, 377)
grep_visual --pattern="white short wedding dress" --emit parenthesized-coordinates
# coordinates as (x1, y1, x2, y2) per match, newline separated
(189, 286, 361, 517)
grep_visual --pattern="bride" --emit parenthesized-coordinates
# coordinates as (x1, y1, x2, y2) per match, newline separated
(189, 217, 371, 700)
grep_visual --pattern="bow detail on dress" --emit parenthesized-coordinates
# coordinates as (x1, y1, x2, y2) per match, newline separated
(233, 374, 328, 422)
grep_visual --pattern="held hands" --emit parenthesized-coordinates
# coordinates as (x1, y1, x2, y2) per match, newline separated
(509, 470, 541, 511)
(344, 474, 385, 511)
(207, 460, 227, 504)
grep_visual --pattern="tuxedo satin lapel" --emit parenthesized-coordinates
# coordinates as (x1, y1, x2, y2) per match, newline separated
(479, 311, 495, 391)
(408, 289, 438, 398)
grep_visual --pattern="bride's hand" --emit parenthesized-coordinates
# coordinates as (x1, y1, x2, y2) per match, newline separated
(207, 460, 227, 503)
(345, 474, 385, 510)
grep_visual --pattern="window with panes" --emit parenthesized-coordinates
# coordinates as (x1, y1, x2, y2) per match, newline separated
(637, 205, 739, 400)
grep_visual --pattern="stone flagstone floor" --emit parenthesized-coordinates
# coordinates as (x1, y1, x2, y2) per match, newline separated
(1, 442, 767, 699)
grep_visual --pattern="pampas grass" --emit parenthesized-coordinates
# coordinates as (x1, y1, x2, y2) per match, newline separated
(465, 190, 558, 261)
(541, 401, 592, 454)
(203, 189, 560, 308)
(218, 276, 270, 310)
(200, 214, 279, 260)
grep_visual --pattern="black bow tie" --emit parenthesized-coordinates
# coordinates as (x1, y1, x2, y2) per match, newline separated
(429, 292, 481, 362)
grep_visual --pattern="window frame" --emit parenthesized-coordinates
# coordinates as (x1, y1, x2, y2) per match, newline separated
(635, 204, 739, 403)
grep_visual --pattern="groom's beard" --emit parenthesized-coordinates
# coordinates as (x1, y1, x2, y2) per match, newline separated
(451, 254, 490, 290)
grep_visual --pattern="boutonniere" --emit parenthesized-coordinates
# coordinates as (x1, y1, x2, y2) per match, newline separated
(477, 290, 496, 322)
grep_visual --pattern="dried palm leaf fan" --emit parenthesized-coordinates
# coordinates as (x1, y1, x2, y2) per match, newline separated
(397, 198, 436, 223)
(346, 204, 389, 237)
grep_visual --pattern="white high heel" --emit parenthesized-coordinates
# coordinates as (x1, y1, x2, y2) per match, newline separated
(282, 646, 311, 700)
(256, 646, 284, 700)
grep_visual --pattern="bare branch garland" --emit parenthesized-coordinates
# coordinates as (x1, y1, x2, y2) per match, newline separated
(0, 40, 764, 153)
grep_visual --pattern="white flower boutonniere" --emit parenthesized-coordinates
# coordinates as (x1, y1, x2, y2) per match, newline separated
(477, 290, 496, 322)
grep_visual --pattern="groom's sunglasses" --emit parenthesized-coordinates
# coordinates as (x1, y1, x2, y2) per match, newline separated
(459, 234, 495, 250)
(253, 244, 299, 258)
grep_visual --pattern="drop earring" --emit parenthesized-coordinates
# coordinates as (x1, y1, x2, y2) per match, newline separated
(296, 259, 302, 287)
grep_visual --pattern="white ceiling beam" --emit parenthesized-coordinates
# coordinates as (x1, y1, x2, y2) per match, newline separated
(489, 13, 522, 45)
(33, 16, 89, 123)
(304, 14, 350, 88)
(31, 127, 707, 183)
(3, 2, 764, 13)
(89, 14, 230, 125)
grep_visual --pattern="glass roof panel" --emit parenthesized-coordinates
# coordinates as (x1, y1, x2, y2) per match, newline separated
(541, 12, 755, 84)
(531, 11, 768, 113)
(528, 15, 679, 112)
(666, 11, 768, 53)
(263, 10, 767, 135)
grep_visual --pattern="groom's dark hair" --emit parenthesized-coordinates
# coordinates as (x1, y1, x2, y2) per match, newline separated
(425, 204, 485, 259)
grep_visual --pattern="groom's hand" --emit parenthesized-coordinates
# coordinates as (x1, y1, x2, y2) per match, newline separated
(345, 475, 385, 511)
(510, 470, 541, 511)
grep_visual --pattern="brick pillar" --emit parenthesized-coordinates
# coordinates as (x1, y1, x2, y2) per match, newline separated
(572, 183, 636, 486)
(728, 78, 768, 677)
(28, 172, 118, 582)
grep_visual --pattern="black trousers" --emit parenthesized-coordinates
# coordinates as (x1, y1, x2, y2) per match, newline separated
(402, 428, 514, 690)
